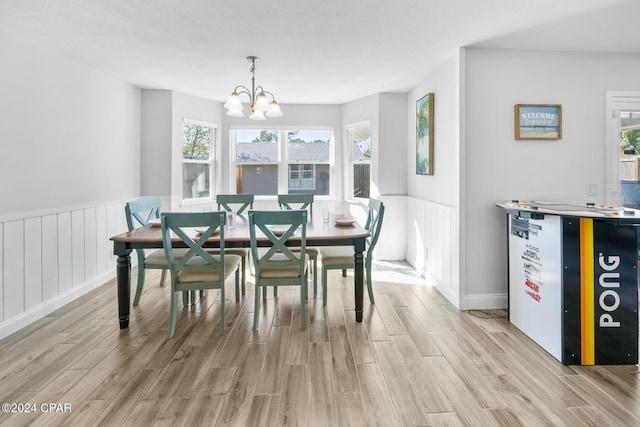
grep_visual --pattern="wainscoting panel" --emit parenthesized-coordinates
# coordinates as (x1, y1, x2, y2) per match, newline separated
(0, 200, 131, 339)
(24, 217, 43, 311)
(57, 212, 73, 295)
(71, 210, 85, 288)
(96, 206, 108, 276)
(84, 207, 98, 283)
(0, 224, 3, 323)
(42, 214, 59, 301)
(3, 220, 24, 321)
(406, 197, 459, 307)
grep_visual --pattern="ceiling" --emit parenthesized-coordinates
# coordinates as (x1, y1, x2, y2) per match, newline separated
(1, 0, 638, 105)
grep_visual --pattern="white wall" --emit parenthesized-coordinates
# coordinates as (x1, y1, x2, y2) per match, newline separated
(0, 27, 140, 217)
(463, 48, 640, 309)
(0, 26, 141, 338)
(407, 53, 460, 207)
(341, 93, 408, 260)
(405, 53, 462, 305)
(378, 93, 408, 196)
(141, 90, 222, 211)
(141, 90, 173, 198)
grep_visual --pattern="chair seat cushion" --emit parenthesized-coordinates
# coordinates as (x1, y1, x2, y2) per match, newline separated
(223, 248, 250, 257)
(177, 254, 242, 283)
(145, 248, 189, 265)
(259, 253, 309, 278)
(207, 248, 249, 258)
(320, 246, 355, 266)
(291, 247, 318, 257)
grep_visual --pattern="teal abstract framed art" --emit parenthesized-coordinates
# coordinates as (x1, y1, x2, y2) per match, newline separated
(416, 93, 434, 175)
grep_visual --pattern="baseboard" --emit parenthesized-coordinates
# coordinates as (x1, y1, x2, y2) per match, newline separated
(459, 292, 508, 310)
(427, 271, 507, 311)
(428, 275, 460, 310)
(0, 270, 115, 340)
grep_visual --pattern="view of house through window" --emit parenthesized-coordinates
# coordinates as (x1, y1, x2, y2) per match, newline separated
(618, 111, 640, 208)
(346, 121, 371, 199)
(234, 129, 333, 195)
(182, 120, 215, 200)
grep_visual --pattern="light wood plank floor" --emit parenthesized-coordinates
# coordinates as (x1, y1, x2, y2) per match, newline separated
(1, 261, 640, 426)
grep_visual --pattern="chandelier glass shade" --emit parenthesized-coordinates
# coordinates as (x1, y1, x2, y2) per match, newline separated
(224, 56, 283, 120)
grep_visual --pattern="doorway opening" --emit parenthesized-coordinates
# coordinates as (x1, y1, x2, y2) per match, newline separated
(619, 111, 640, 208)
(605, 91, 640, 206)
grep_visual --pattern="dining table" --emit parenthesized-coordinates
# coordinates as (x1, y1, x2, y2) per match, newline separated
(110, 213, 370, 329)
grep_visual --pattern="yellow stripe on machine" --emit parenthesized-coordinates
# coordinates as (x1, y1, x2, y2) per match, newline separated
(580, 218, 595, 365)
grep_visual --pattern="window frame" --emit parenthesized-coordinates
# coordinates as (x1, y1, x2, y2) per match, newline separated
(231, 126, 335, 197)
(181, 118, 217, 203)
(345, 120, 372, 201)
(288, 163, 316, 190)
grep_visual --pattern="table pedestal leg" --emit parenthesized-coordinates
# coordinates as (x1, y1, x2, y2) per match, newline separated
(116, 252, 131, 329)
(354, 237, 366, 322)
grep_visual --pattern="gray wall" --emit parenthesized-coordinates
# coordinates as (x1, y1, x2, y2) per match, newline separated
(463, 48, 640, 308)
(0, 26, 141, 216)
(0, 26, 140, 337)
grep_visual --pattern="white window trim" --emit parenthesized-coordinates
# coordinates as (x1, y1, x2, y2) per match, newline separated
(231, 127, 335, 197)
(345, 120, 372, 201)
(182, 119, 217, 203)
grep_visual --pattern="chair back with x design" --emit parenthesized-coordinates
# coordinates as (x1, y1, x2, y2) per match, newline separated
(217, 194, 254, 215)
(364, 198, 385, 252)
(125, 198, 161, 229)
(278, 194, 314, 223)
(248, 209, 308, 330)
(124, 198, 167, 306)
(161, 211, 241, 336)
(162, 213, 224, 270)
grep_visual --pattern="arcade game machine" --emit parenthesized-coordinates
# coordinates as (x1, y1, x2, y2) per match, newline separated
(496, 200, 640, 365)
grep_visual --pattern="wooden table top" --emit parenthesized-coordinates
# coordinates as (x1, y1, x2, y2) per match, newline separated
(111, 214, 370, 248)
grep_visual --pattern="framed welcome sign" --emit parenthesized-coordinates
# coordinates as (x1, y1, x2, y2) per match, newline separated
(514, 104, 562, 140)
(416, 93, 434, 175)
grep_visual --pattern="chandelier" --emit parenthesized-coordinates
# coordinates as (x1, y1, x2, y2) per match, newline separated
(224, 56, 283, 120)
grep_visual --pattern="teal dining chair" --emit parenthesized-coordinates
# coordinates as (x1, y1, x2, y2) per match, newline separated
(216, 193, 255, 294)
(277, 193, 318, 294)
(319, 198, 385, 306)
(249, 209, 308, 331)
(125, 198, 189, 305)
(217, 193, 254, 214)
(161, 211, 242, 337)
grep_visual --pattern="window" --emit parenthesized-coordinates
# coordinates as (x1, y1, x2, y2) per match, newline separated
(346, 121, 371, 199)
(233, 129, 333, 195)
(286, 130, 331, 195)
(234, 130, 279, 195)
(289, 164, 315, 189)
(182, 120, 215, 200)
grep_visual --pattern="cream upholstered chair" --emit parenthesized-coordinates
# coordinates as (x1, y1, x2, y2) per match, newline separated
(125, 198, 189, 305)
(249, 209, 308, 331)
(216, 193, 254, 295)
(319, 198, 385, 306)
(161, 211, 241, 337)
(277, 194, 318, 294)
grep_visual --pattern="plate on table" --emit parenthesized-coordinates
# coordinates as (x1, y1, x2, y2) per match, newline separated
(269, 225, 292, 235)
(334, 215, 355, 226)
(195, 227, 220, 235)
(148, 218, 161, 227)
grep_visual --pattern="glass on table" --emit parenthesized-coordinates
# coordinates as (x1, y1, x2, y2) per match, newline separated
(227, 211, 236, 229)
(322, 208, 330, 223)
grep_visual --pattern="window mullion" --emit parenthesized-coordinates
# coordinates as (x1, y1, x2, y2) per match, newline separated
(278, 130, 288, 194)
